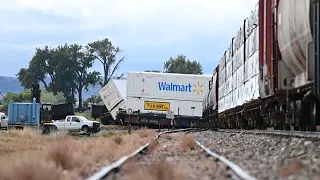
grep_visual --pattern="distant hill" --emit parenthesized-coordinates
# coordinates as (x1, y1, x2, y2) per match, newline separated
(0, 76, 101, 100)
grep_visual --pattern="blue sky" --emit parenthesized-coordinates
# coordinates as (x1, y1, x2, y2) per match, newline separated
(0, 0, 258, 78)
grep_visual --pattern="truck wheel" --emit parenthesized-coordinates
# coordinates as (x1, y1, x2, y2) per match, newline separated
(81, 126, 89, 133)
(42, 126, 50, 135)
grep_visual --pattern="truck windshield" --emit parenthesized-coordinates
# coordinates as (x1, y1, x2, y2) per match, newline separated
(78, 116, 88, 121)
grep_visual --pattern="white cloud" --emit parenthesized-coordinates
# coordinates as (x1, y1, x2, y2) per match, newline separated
(0, 0, 258, 46)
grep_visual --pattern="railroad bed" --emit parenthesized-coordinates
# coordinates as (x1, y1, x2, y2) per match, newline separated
(108, 132, 229, 180)
(195, 131, 320, 180)
(88, 129, 256, 180)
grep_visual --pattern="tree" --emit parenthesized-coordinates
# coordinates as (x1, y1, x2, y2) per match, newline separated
(68, 44, 101, 109)
(86, 95, 102, 104)
(164, 54, 203, 75)
(40, 89, 66, 104)
(86, 38, 125, 85)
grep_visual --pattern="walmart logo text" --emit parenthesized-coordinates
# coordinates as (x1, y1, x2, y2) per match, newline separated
(158, 82, 192, 92)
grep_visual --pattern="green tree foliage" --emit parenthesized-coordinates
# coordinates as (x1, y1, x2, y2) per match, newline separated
(86, 38, 125, 85)
(17, 41, 105, 108)
(3, 90, 65, 104)
(164, 54, 203, 75)
(85, 95, 103, 104)
(40, 89, 66, 104)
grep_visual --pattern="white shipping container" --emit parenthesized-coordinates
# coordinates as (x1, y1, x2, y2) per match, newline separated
(232, 44, 245, 73)
(218, 97, 225, 113)
(243, 74, 260, 102)
(127, 72, 211, 101)
(236, 65, 245, 88)
(218, 67, 226, 86)
(245, 26, 259, 60)
(126, 97, 203, 117)
(244, 51, 259, 82)
(110, 100, 126, 120)
(218, 83, 225, 100)
(232, 73, 237, 91)
(98, 80, 126, 112)
(226, 60, 233, 78)
(225, 76, 232, 94)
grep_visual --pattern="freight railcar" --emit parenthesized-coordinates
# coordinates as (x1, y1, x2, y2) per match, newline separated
(116, 72, 211, 128)
(202, 0, 320, 131)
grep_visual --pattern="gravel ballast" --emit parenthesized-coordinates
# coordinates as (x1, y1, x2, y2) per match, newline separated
(108, 133, 232, 180)
(194, 131, 320, 180)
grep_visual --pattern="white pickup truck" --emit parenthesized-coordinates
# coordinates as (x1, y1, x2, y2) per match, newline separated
(42, 115, 100, 134)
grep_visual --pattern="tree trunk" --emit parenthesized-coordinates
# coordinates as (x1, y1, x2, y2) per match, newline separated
(103, 65, 109, 86)
(78, 88, 83, 109)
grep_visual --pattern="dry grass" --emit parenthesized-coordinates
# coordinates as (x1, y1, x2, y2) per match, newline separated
(163, 134, 173, 140)
(136, 129, 156, 138)
(148, 139, 159, 152)
(179, 134, 197, 152)
(0, 127, 156, 179)
(123, 161, 189, 180)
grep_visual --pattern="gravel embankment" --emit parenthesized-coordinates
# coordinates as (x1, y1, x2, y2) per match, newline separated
(108, 133, 230, 180)
(194, 131, 320, 180)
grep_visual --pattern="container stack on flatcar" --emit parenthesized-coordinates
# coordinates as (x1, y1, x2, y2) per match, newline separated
(202, 0, 320, 131)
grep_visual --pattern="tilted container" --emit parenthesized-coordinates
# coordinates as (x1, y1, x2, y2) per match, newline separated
(98, 80, 126, 112)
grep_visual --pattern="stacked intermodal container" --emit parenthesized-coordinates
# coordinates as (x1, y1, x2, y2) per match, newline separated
(126, 72, 211, 118)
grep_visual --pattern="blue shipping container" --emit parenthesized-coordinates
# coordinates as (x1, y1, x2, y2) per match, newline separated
(8, 99, 40, 126)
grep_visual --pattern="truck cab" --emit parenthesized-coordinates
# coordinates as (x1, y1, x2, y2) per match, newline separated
(0, 112, 8, 130)
(42, 115, 100, 134)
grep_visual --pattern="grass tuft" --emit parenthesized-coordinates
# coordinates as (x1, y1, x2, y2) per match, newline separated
(179, 134, 197, 152)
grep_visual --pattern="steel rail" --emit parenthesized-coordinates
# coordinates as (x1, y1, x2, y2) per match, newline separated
(86, 128, 257, 180)
(217, 129, 320, 139)
(86, 128, 199, 180)
(196, 141, 257, 180)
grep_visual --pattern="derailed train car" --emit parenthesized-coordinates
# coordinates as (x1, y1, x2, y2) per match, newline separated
(202, 0, 320, 131)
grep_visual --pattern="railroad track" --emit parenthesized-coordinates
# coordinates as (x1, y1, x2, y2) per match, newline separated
(216, 129, 320, 139)
(86, 128, 257, 180)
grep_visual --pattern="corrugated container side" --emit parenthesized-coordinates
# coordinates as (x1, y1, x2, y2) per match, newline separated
(245, 27, 259, 60)
(126, 73, 141, 97)
(110, 101, 126, 120)
(245, 3, 259, 38)
(238, 85, 245, 106)
(127, 72, 211, 102)
(232, 26, 245, 54)
(236, 65, 245, 88)
(218, 67, 226, 86)
(244, 51, 259, 82)
(218, 97, 225, 113)
(225, 46, 232, 62)
(231, 73, 237, 91)
(232, 44, 245, 73)
(218, 83, 225, 100)
(126, 97, 203, 117)
(8, 103, 40, 125)
(98, 80, 126, 111)
(225, 76, 232, 94)
(219, 52, 226, 70)
(226, 60, 233, 78)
